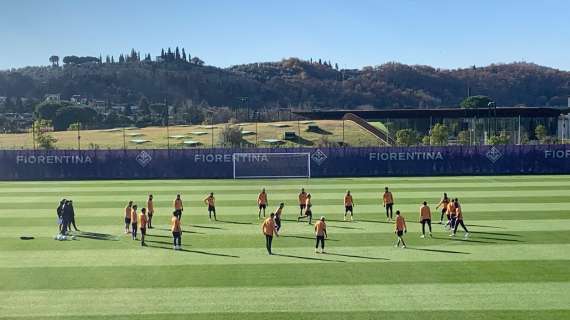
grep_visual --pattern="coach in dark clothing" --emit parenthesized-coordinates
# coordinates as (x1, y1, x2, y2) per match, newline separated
(67, 200, 79, 232)
(61, 201, 73, 235)
(57, 199, 66, 233)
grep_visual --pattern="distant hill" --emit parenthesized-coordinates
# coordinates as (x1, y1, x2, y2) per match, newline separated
(1, 57, 569, 109)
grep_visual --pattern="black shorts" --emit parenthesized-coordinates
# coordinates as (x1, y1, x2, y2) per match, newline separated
(396, 230, 404, 237)
(148, 212, 153, 218)
(140, 228, 146, 235)
(259, 204, 267, 210)
(300, 204, 306, 210)
(208, 205, 215, 212)
(345, 205, 353, 212)
(441, 208, 447, 215)
(125, 217, 131, 225)
(305, 209, 312, 217)
(421, 219, 431, 224)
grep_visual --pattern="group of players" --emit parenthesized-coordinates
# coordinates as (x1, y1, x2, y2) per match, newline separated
(115, 186, 470, 253)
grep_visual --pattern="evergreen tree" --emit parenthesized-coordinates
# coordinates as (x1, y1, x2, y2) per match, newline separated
(335, 63, 339, 70)
(119, 54, 125, 64)
(175, 46, 180, 60)
(111, 56, 115, 64)
(105, 55, 111, 64)
(182, 48, 187, 61)
(161, 48, 165, 59)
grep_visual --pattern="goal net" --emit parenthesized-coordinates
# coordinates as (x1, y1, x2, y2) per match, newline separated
(233, 152, 311, 179)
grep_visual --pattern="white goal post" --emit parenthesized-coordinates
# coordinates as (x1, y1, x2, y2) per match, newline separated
(232, 152, 311, 179)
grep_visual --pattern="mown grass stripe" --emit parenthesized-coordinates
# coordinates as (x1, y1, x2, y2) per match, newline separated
(1, 282, 568, 317)
(1, 260, 568, 291)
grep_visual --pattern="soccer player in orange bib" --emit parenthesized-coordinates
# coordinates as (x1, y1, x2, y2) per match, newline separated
(147, 194, 154, 229)
(436, 193, 450, 225)
(314, 217, 328, 253)
(262, 213, 279, 255)
(297, 194, 313, 224)
(124, 201, 133, 234)
(173, 194, 183, 219)
(171, 211, 182, 250)
(383, 187, 394, 221)
(130, 204, 138, 240)
(445, 198, 456, 230)
(344, 190, 354, 221)
(298, 188, 308, 217)
(257, 188, 268, 219)
(204, 192, 217, 221)
(139, 208, 148, 246)
(419, 201, 432, 238)
(394, 210, 407, 248)
(273, 203, 285, 231)
(451, 199, 470, 238)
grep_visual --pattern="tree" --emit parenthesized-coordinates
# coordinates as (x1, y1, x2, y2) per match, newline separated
(52, 106, 98, 131)
(488, 131, 510, 145)
(219, 124, 243, 147)
(49, 55, 59, 67)
(429, 123, 449, 145)
(535, 124, 548, 142)
(190, 57, 204, 66)
(175, 47, 181, 60)
(460, 95, 493, 109)
(36, 102, 65, 120)
(395, 129, 418, 146)
(33, 119, 57, 149)
(182, 48, 187, 61)
(139, 97, 151, 116)
(457, 130, 470, 145)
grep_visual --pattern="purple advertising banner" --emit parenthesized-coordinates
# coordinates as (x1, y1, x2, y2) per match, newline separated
(1, 145, 569, 180)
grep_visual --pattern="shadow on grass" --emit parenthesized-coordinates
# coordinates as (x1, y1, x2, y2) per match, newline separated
(432, 236, 495, 244)
(154, 228, 205, 235)
(294, 136, 314, 146)
(216, 219, 254, 225)
(471, 231, 521, 237)
(468, 224, 505, 229)
(305, 127, 332, 135)
(147, 244, 239, 258)
(273, 253, 345, 263)
(190, 225, 225, 230)
(406, 247, 470, 255)
(73, 231, 120, 241)
(146, 233, 171, 238)
(281, 235, 339, 242)
(329, 225, 363, 230)
(357, 219, 392, 224)
(326, 252, 389, 261)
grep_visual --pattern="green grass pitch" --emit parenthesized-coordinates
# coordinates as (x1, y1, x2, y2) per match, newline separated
(1, 175, 569, 319)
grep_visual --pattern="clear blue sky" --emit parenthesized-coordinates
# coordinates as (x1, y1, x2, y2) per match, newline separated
(1, 0, 569, 71)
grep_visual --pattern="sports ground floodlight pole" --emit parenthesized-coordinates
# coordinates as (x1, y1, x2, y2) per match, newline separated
(77, 123, 81, 151)
(165, 97, 170, 150)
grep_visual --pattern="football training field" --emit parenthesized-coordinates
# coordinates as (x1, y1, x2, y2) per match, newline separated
(1, 175, 569, 319)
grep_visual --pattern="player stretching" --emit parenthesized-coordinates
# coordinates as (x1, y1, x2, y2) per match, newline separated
(314, 217, 327, 253)
(297, 194, 313, 224)
(131, 205, 138, 240)
(394, 210, 407, 248)
(262, 213, 279, 255)
(383, 187, 394, 221)
(171, 211, 182, 250)
(174, 194, 183, 219)
(257, 188, 268, 219)
(344, 191, 354, 221)
(204, 192, 217, 221)
(124, 201, 133, 234)
(298, 188, 308, 217)
(147, 194, 154, 229)
(436, 193, 450, 224)
(451, 199, 470, 238)
(139, 208, 148, 246)
(419, 201, 432, 238)
(445, 198, 456, 230)
(273, 203, 285, 231)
